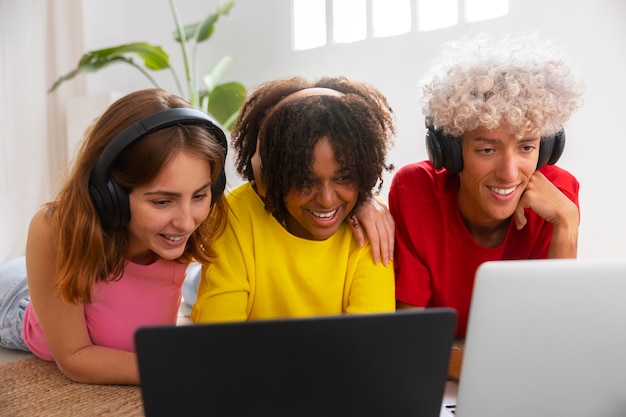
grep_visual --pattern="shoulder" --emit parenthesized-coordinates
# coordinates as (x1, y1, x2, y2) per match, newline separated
(390, 160, 457, 208)
(27, 206, 55, 247)
(25, 206, 57, 292)
(227, 183, 261, 207)
(538, 164, 580, 194)
(223, 183, 279, 234)
(392, 160, 435, 183)
(226, 183, 264, 217)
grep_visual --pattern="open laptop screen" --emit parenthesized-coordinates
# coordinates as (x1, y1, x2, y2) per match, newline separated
(136, 309, 456, 417)
(456, 259, 626, 417)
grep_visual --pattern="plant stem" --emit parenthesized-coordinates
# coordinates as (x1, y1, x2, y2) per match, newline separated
(169, 0, 198, 107)
(129, 61, 163, 89)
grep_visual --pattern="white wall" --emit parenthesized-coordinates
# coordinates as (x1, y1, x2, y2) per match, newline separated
(79, 0, 626, 260)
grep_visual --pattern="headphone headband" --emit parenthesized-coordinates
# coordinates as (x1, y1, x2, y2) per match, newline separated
(89, 107, 228, 229)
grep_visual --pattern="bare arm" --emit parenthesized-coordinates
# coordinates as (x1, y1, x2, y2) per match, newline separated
(26, 208, 140, 385)
(513, 171, 579, 258)
(349, 196, 395, 266)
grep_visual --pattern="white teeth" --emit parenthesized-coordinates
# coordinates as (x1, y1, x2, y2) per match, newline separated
(490, 186, 515, 196)
(309, 209, 337, 219)
(164, 235, 185, 242)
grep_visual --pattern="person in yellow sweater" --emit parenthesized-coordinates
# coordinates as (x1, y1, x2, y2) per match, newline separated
(191, 76, 396, 322)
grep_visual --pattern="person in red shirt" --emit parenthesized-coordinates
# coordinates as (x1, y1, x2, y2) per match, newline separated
(389, 32, 585, 380)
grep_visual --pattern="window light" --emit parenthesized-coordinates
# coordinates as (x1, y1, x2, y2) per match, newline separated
(372, 0, 412, 38)
(333, 0, 367, 44)
(292, 0, 327, 51)
(418, 0, 458, 31)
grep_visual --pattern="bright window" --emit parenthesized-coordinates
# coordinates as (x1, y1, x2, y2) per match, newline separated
(372, 0, 412, 38)
(292, 0, 327, 51)
(333, 0, 367, 44)
(418, 0, 458, 31)
(292, 0, 508, 50)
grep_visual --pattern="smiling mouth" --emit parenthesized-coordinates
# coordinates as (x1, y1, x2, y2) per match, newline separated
(162, 234, 186, 242)
(307, 208, 338, 220)
(488, 186, 517, 196)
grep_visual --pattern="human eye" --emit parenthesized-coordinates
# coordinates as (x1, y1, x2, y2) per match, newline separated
(193, 192, 209, 202)
(335, 174, 353, 184)
(477, 146, 496, 155)
(152, 199, 171, 208)
(521, 144, 537, 153)
(335, 169, 354, 184)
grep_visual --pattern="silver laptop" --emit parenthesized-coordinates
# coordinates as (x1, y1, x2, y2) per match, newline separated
(136, 309, 457, 417)
(446, 258, 626, 417)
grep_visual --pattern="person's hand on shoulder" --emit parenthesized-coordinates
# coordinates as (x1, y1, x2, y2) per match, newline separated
(349, 195, 395, 266)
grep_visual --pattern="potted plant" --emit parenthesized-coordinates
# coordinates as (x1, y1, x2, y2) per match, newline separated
(49, 0, 246, 130)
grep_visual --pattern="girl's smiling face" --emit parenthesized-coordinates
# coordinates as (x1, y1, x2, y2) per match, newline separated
(126, 151, 214, 264)
(284, 136, 358, 240)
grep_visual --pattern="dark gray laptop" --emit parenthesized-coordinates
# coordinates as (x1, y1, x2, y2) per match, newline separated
(135, 309, 457, 417)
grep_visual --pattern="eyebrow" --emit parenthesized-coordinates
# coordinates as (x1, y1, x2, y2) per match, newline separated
(472, 136, 539, 145)
(142, 181, 213, 198)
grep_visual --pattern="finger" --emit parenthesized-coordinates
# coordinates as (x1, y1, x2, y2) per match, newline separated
(514, 207, 527, 230)
(367, 226, 382, 265)
(373, 219, 391, 266)
(383, 211, 395, 261)
(348, 214, 366, 248)
(359, 217, 382, 265)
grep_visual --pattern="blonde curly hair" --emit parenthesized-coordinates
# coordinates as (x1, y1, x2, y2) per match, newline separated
(420, 32, 585, 139)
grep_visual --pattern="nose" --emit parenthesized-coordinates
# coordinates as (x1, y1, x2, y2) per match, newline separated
(172, 202, 196, 231)
(314, 182, 336, 207)
(495, 149, 519, 182)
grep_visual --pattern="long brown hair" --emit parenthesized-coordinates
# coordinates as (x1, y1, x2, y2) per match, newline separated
(49, 88, 228, 303)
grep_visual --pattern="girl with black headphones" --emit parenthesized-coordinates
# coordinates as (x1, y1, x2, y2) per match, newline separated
(0, 88, 228, 384)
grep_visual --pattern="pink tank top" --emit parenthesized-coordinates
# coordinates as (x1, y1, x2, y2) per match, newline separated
(22, 259, 187, 361)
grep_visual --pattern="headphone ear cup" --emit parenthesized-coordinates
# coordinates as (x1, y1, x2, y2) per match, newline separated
(443, 135, 463, 174)
(211, 170, 227, 205)
(109, 180, 130, 228)
(89, 178, 130, 230)
(537, 129, 566, 169)
(426, 127, 445, 170)
(426, 126, 463, 174)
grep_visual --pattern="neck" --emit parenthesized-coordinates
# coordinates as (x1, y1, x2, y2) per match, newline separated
(461, 215, 511, 248)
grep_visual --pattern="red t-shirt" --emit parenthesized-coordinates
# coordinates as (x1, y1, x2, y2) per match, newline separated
(389, 161, 580, 338)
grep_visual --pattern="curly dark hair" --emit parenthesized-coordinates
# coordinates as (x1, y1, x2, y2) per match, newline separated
(231, 76, 395, 224)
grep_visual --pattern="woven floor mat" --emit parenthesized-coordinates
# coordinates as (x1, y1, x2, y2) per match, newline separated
(0, 356, 144, 416)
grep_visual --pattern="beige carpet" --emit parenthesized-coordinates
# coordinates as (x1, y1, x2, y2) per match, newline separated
(0, 357, 144, 416)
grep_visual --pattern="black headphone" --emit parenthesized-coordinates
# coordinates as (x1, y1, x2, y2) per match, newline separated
(88, 108, 228, 229)
(425, 120, 565, 174)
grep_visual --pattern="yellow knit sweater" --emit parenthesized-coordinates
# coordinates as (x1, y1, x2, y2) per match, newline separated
(191, 182, 395, 323)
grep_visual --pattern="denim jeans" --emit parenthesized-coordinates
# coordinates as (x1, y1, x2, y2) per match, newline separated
(0, 256, 30, 351)
(182, 262, 202, 307)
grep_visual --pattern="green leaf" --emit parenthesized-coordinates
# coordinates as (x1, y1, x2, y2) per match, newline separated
(48, 56, 147, 93)
(172, 0, 234, 44)
(78, 42, 170, 70)
(206, 81, 247, 129)
(48, 44, 170, 93)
